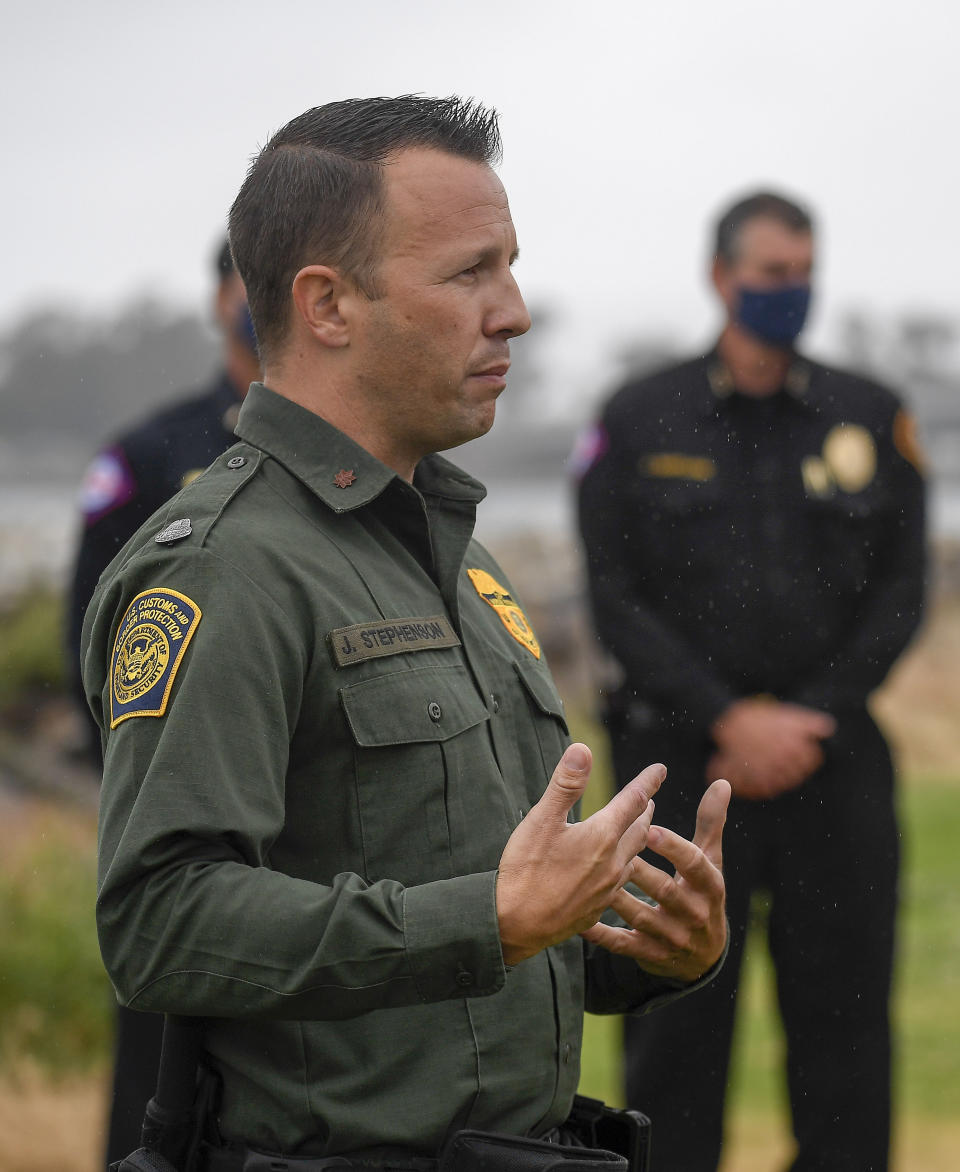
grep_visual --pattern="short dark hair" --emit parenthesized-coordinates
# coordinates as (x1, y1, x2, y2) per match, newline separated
(714, 191, 814, 264)
(228, 95, 502, 360)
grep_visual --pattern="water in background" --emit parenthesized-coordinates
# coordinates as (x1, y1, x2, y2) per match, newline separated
(3, 468, 958, 604)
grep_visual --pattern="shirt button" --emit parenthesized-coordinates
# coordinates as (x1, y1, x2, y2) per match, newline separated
(227, 455, 247, 469)
(427, 701, 442, 722)
(456, 970, 473, 987)
(491, 695, 501, 714)
(562, 1042, 572, 1064)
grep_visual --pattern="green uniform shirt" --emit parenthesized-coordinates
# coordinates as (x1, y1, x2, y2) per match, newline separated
(85, 383, 708, 1159)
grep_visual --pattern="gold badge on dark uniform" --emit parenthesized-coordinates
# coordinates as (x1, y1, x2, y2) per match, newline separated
(822, 424, 876, 493)
(467, 568, 541, 659)
(801, 455, 834, 499)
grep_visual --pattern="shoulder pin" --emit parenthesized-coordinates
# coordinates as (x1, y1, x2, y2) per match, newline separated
(155, 518, 193, 545)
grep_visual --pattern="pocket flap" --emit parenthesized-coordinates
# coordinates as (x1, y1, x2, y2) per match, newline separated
(513, 658, 568, 728)
(340, 664, 490, 747)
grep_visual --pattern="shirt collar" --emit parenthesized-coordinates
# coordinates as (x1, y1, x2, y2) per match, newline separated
(702, 350, 813, 416)
(235, 382, 486, 513)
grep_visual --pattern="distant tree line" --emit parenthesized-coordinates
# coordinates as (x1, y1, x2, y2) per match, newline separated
(0, 300, 218, 449)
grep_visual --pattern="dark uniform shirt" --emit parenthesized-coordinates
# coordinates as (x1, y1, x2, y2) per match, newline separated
(577, 352, 926, 731)
(83, 383, 710, 1160)
(69, 373, 243, 691)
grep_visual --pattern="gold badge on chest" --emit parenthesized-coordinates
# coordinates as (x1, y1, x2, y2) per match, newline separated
(821, 424, 877, 493)
(467, 568, 541, 659)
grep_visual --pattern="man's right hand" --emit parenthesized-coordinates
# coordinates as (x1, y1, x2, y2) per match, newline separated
(496, 743, 664, 966)
(708, 697, 836, 800)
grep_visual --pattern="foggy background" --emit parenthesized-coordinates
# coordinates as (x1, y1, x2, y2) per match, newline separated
(1, 9, 959, 1167)
(2, 0, 960, 595)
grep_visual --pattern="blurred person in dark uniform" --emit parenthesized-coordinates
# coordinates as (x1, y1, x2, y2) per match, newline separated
(577, 191, 926, 1172)
(66, 238, 260, 1168)
(68, 239, 261, 756)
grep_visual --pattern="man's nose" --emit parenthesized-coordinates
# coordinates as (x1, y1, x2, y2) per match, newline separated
(487, 271, 532, 338)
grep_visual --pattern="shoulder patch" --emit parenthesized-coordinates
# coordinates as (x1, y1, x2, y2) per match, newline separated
(467, 568, 541, 659)
(110, 589, 202, 728)
(569, 424, 609, 479)
(79, 447, 136, 522)
(893, 410, 927, 475)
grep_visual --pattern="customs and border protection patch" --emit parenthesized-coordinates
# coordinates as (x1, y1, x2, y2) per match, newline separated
(467, 568, 541, 660)
(110, 589, 202, 728)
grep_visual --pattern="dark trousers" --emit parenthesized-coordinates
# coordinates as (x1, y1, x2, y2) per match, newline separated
(611, 710, 898, 1172)
(104, 1003, 165, 1166)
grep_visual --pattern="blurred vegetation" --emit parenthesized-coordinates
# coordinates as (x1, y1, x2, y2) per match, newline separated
(0, 588, 65, 711)
(0, 819, 112, 1074)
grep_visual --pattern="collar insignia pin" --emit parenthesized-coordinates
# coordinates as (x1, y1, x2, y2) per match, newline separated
(333, 469, 357, 489)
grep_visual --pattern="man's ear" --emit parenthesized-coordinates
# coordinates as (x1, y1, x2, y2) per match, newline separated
(711, 255, 736, 312)
(291, 265, 353, 348)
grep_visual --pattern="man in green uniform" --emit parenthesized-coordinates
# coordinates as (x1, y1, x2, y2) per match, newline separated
(84, 96, 729, 1169)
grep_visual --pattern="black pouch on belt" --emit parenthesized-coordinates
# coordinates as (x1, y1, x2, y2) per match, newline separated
(563, 1096, 651, 1171)
(438, 1130, 627, 1171)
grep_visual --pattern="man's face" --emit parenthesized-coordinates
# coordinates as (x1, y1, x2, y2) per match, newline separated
(349, 147, 531, 459)
(713, 215, 815, 315)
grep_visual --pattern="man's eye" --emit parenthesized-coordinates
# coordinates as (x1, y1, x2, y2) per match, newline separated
(458, 266, 479, 279)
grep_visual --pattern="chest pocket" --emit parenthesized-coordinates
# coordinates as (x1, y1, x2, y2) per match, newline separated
(514, 658, 570, 782)
(340, 664, 491, 885)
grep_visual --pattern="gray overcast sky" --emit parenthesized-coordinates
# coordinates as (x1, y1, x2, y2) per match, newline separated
(3, 0, 958, 383)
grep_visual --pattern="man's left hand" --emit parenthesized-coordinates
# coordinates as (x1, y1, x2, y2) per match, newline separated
(580, 778, 730, 983)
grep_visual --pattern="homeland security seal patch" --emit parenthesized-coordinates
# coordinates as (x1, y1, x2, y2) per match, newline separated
(110, 589, 202, 727)
(467, 568, 541, 659)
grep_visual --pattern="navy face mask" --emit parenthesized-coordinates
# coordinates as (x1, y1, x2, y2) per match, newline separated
(735, 283, 811, 346)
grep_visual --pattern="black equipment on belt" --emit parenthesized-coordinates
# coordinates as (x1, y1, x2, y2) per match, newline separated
(109, 1017, 652, 1171)
(110, 1015, 212, 1172)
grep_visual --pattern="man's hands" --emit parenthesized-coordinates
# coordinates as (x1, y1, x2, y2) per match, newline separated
(496, 744, 663, 966)
(708, 697, 836, 800)
(496, 743, 730, 983)
(580, 777, 729, 982)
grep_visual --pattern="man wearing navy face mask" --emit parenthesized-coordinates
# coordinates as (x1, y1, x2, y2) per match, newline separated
(67, 237, 260, 1168)
(577, 191, 926, 1170)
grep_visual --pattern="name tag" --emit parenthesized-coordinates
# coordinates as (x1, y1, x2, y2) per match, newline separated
(642, 453, 717, 481)
(329, 615, 461, 667)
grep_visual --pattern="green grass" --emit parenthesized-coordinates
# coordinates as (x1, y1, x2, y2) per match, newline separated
(570, 709, 960, 1125)
(0, 824, 113, 1073)
(0, 588, 65, 710)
